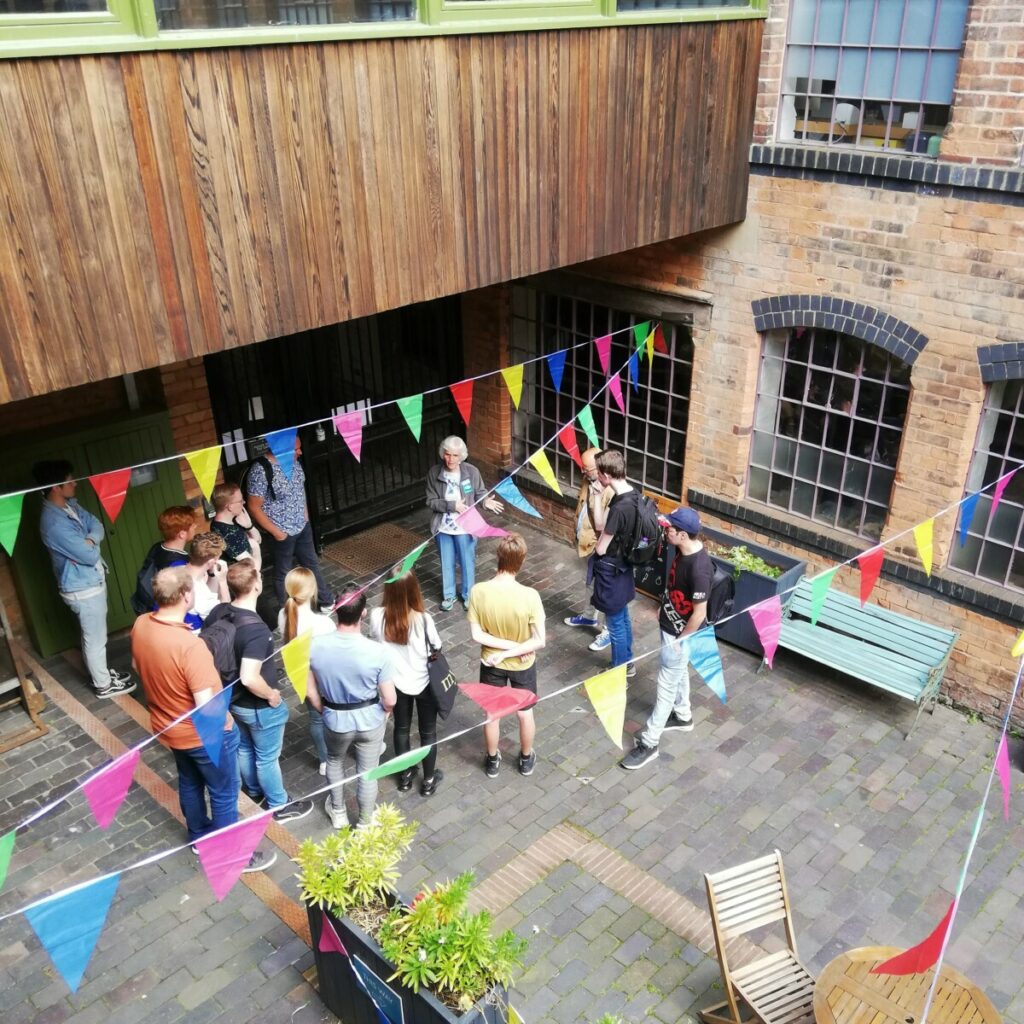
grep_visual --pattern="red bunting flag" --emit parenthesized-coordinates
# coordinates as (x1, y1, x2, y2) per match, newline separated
(82, 749, 140, 830)
(558, 424, 584, 469)
(594, 335, 612, 376)
(608, 374, 625, 414)
(871, 901, 954, 975)
(652, 323, 668, 354)
(748, 597, 782, 668)
(458, 682, 537, 720)
(88, 469, 132, 524)
(450, 379, 474, 426)
(196, 812, 272, 901)
(856, 546, 885, 605)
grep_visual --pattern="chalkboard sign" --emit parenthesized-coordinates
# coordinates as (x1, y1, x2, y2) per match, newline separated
(634, 544, 672, 599)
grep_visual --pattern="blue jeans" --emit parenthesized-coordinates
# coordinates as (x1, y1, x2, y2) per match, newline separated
(435, 533, 477, 602)
(272, 522, 333, 607)
(640, 631, 693, 748)
(308, 703, 328, 765)
(605, 605, 634, 668)
(231, 702, 290, 809)
(60, 584, 112, 690)
(171, 726, 241, 843)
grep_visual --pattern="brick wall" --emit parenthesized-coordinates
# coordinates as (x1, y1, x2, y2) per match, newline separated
(463, 286, 514, 471)
(159, 358, 222, 506)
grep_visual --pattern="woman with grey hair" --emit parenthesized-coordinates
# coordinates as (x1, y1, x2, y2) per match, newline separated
(424, 436, 503, 610)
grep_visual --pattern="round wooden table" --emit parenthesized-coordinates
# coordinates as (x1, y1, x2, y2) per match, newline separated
(813, 946, 1001, 1024)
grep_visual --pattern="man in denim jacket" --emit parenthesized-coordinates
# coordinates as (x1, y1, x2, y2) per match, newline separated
(33, 460, 136, 699)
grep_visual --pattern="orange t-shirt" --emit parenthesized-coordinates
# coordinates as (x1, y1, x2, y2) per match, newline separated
(130, 613, 232, 750)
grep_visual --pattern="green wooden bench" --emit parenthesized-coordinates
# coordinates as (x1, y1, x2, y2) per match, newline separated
(765, 577, 959, 738)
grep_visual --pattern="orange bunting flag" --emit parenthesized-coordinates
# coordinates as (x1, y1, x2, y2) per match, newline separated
(583, 665, 627, 747)
(450, 379, 474, 426)
(501, 365, 524, 409)
(184, 446, 222, 502)
(913, 518, 934, 577)
(856, 546, 884, 606)
(528, 450, 562, 495)
(281, 630, 313, 702)
(88, 469, 132, 524)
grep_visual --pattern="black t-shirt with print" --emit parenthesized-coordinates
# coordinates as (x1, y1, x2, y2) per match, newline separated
(204, 604, 280, 709)
(601, 490, 638, 563)
(659, 547, 714, 636)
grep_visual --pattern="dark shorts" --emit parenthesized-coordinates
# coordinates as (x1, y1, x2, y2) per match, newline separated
(479, 662, 538, 695)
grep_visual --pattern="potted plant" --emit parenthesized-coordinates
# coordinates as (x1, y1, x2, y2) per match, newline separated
(296, 804, 527, 1024)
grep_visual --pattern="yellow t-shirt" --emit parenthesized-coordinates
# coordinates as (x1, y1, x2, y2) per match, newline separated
(466, 575, 545, 671)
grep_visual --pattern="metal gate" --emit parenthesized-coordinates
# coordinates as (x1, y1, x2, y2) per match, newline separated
(204, 298, 463, 541)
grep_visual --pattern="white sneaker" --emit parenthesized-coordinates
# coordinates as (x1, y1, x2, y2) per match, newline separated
(318, 762, 327, 777)
(324, 796, 348, 830)
(589, 630, 611, 652)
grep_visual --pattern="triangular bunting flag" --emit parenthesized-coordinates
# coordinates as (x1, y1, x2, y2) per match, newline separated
(633, 321, 651, 350)
(396, 395, 423, 442)
(265, 428, 297, 479)
(913, 518, 934, 577)
(0, 493, 24, 557)
(577, 405, 600, 450)
(652, 323, 668, 354)
(449, 380, 474, 426)
(366, 746, 430, 781)
(82, 749, 140, 830)
(501, 365, 524, 410)
(749, 597, 782, 669)
(459, 682, 537, 720)
(594, 335, 612, 376)
(456, 506, 508, 538)
(281, 630, 313, 702)
(690, 627, 727, 703)
(959, 492, 980, 547)
(871, 901, 954, 975)
(319, 915, 348, 956)
(88, 469, 132, 524)
(582, 665, 626, 747)
(1013, 631, 1024, 658)
(810, 567, 838, 626)
(546, 350, 567, 394)
(196, 811, 272, 901)
(385, 542, 428, 583)
(997, 734, 1011, 822)
(184, 446, 222, 502)
(528, 450, 562, 496)
(25, 873, 120, 993)
(0, 830, 14, 892)
(509, 1007, 525, 1024)
(608, 374, 625, 414)
(627, 351, 640, 393)
(558, 423, 584, 470)
(333, 412, 364, 463)
(193, 688, 233, 767)
(645, 329, 655, 366)
(990, 468, 1018, 522)
(493, 477, 542, 519)
(856, 546, 884, 606)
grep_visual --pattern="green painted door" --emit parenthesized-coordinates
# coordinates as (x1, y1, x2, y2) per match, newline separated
(1, 412, 187, 657)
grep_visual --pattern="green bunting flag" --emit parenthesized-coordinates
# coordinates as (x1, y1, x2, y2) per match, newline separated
(367, 746, 430, 781)
(577, 405, 600, 450)
(0, 493, 24, 557)
(386, 542, 428, 582)
(0, 830, 14, 891)
(632, 321, 651, 351)
(397, 394, 423, 442)
(810, 567, 838, 626)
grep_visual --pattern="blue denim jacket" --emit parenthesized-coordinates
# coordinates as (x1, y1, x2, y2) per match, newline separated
(39, 499, 107, 594)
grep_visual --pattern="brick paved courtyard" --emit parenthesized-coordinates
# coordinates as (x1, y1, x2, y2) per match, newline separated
(1, 511, 1021, 1024)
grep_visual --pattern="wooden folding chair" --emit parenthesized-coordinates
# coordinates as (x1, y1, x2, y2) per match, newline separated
(699, 850, 816, 1024)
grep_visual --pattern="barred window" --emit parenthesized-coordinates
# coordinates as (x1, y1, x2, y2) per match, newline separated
(749, 327, 910, 540)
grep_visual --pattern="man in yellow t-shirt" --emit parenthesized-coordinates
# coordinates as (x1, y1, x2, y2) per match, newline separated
(467, 532, 546, 780)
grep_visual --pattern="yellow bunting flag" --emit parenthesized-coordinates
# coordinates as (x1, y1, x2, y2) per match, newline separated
(281, 630, 313, 702)
(645, 330, 655, 366)
(1013, 631, 1024, 658)
(583, 665, 627, 747)
(501, 365, 524, 410)
(185, 446, 222, 502)
(913, 518, 934, 577)
(509, 1008, 525, 1024)
(528, 450, 562, 496)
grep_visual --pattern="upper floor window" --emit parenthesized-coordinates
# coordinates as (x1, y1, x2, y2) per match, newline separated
(155, 0, 411, 28)
(749, 326, 910, 540)
(778, 0, 971, 154)
(949, 380, 1024, 592)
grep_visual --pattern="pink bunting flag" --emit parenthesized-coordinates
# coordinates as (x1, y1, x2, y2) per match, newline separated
(333, 412, 363, 463)
(996, 734, 1011, 822)
(196, 811, 272, 901)
(459, 682, 537, 720)
(857, 546, 885, 606)
(989, 468, 1018, 522)
(81, 749, 140, 830)
(450, 379, 474, 426)
(456, 506, 508, 539)
(871, 901, 954, 975)
(558, 423, 584, 469)
(594, 335, 612, 375)
(748, 597, 782, 669)
(608, 374, 625, 414)
(88, 469, 132, 524)
(319, 915, 348, 956)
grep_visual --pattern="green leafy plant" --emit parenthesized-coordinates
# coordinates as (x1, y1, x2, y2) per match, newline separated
(724, 544, 783, 579)
(378, 872, 528, 1012)
(595, 1016, 626, 1024)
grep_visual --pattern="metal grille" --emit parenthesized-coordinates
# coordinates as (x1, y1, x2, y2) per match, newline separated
(748, 326, 910, 541)
(949, 380, 1024, 592)
(509, 287, 693, 500)
(321, 522, 425, 576)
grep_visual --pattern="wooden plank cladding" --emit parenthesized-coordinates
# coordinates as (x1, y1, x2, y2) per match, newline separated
(0, 21, 761, 403)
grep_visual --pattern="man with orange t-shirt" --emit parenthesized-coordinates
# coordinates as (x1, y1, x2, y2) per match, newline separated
(131, 567, 274, 871)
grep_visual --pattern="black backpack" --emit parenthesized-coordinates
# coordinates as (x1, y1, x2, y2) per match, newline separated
(130, 543, 161, 616)
(624, 492, 665, 567)
(201, 610, 239, 685)
(241, 456, 276, 502)
(706, 563, 736, 626)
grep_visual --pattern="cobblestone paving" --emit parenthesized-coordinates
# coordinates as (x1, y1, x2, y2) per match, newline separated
(1, 509, 1022, 1023)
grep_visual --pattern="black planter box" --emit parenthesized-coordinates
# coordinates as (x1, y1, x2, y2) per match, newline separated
(308, 902, 509, 1024)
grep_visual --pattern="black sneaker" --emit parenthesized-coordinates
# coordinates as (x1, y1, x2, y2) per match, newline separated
(485, 752, 501, 778)
(625, 663, 637, 679)
(242, 849, 277, 873)
(619, 742, 659, 771)
(420, 769, 443, 797)
(397, 768, 416, 792)
(662, 712, 694, 733)
(95, 674, 136, 698)
(518, 751, 536, 777)
(272, 799, 313, 823)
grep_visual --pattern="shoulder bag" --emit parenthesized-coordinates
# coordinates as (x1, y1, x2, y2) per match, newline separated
(424, 618, 458, 720)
